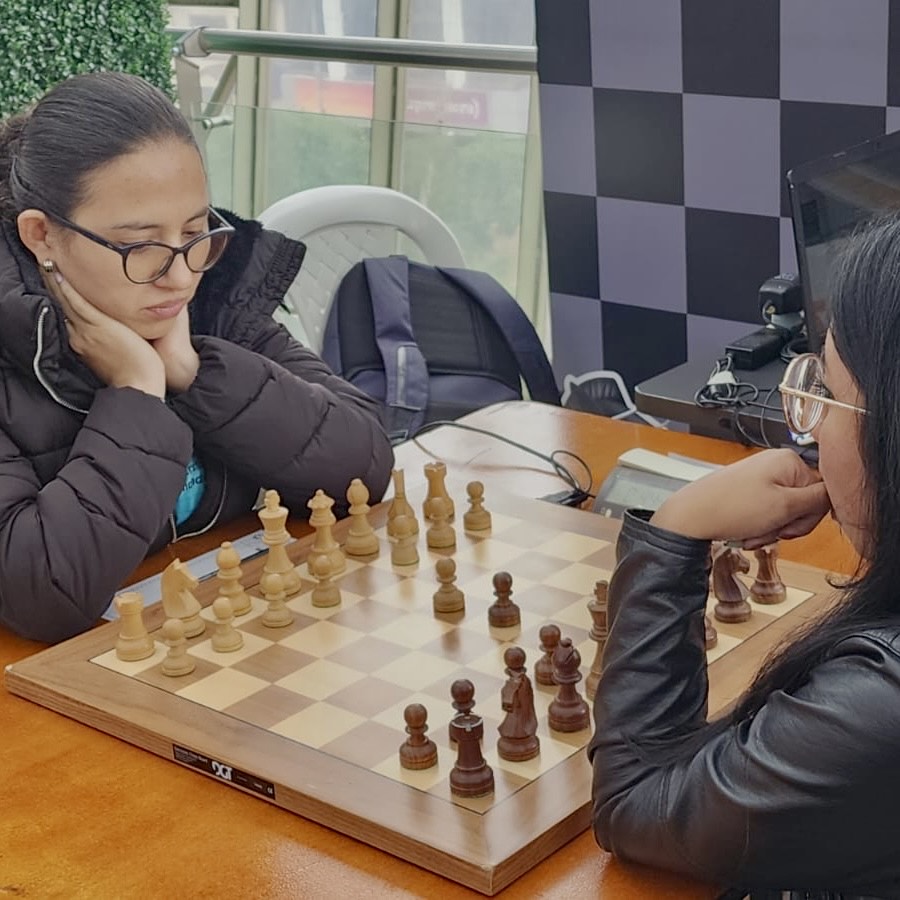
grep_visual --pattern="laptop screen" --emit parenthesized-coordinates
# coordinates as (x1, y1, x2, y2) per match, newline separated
(787, 130, 900, 351)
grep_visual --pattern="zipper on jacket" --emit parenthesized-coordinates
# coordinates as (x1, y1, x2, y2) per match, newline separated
(172, 465, 229, 542)
(32, 307, 89, 415)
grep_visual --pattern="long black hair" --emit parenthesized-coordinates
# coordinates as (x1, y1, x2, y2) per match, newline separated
(678, 213, 900, 746)
(0, 71, 197, 221)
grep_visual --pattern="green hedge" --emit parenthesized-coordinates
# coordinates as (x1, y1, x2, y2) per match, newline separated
(0, 0, 173, 118)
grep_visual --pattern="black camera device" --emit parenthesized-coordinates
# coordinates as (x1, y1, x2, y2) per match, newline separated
(725, 273, 803, 370)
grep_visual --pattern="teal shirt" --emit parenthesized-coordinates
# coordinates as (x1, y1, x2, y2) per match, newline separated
(174, 455, 206, 526)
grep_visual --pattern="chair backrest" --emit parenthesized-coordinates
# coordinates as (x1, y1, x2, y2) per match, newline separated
(562, 370, 664, 427)
(257, 185, 466, 351)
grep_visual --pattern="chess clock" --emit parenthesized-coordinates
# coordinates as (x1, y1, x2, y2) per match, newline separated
(592, 466, 690, 519)
(591, 449, 715, 519)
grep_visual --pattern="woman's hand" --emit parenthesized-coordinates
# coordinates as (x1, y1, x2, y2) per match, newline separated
(151, 304, 199, 394)
(47, 272, 166, 399)
(650, 448, 831, 548)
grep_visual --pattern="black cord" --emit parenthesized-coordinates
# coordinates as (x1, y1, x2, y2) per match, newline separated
(780, 334, 809, 361)
(693, 355, 762, 408)
(694, 356, 788, 448)
(411, 419, 595, 503)
(724, 387, 783, 449)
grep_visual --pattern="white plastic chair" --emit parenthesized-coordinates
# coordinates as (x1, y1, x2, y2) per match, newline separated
(561, 369, 664, 427)
(257, 185, 466, 351)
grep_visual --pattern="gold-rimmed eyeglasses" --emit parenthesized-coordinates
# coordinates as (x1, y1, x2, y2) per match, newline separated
(779, 352, 867, 434)
(42, 206, 235, 284)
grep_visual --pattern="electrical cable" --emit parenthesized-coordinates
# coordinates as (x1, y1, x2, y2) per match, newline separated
(693, 355, 786, 449)
(693, 355, 759, 408)
(412, 419, 595, 505)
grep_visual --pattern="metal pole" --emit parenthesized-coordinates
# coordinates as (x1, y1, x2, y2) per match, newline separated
(171, 27, 536, 74)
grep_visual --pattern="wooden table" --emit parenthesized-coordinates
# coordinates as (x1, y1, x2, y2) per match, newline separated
(0, 402, 857, 899)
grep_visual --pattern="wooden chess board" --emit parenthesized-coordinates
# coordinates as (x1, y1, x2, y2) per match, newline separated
(4, 483, 836, 895)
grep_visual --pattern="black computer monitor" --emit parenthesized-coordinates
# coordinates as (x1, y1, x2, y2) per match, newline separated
(787, 129, 900, 352)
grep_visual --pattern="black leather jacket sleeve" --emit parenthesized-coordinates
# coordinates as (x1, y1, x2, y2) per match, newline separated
(589, 510, 900, 896)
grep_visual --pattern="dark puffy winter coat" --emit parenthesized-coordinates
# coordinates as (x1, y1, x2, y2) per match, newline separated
(0, 211, 393, 643)
(590, 510, 900, 899)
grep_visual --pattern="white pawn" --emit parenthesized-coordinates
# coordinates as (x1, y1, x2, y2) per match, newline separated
(114, 591, 154, 662)
(425, 496, 456, 550)
(211, 595, 244, 652)
(216, 541, 252, 616)
(310, 554, 341, 608)
(260, 572, 293, 628)
(433, 557, 465, 614)
(160, 618, 195, 677)
(390, 514, 419, 567)
(463, 481, 492, 531)
(344, 478, 379, 558)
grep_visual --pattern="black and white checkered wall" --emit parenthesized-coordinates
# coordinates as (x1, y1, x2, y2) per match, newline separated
(536, 0, 900, 390)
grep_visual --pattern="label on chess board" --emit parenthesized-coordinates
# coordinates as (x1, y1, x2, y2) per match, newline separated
(173, 745, 275, 799)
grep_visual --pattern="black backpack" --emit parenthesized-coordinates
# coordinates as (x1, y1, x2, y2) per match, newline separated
(321, 256, 561, 441)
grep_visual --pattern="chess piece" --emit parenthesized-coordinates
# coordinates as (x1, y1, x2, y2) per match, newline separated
(423, 460, 455, 522)
(344, 478, 379, 557)
(497, 646, 540, 762)
(534, 623, 561, 686)
(451, 675, 477, 722)
(463, 481, 492, 531)
(448, 680, 493, 797)
(160, 618, 195, 677)
(211, 595, 244, 652)
(216, 541, 252, 616)
(390, 514, 419, 567)
(114, 592, 154, 661)
(310, 553, 341, 608)
(399, 703, 438, 770)
(548, 637, 591, 732)
(487, 571, 520, 628)
(425, 496, 456, 550)
(433, 557, 465, 613)
(750, 544, 787, 605)
(260, 571, 294, 627)
(712, 543, 752, 623)
(387, 468, 419, 538)
(258, 489, 303, 595)
(585, 580, 609, 701)
(704, 614, 718, 650)
(306, 489, 347, 577)
(160, 559, 205, 637)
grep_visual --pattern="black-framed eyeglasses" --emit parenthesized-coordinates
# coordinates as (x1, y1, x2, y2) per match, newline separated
(779, 352, 867, 434)
(44, 205, 235, 284)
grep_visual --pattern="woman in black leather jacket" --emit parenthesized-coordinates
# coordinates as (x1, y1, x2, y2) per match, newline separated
(590, 214, 900, 899)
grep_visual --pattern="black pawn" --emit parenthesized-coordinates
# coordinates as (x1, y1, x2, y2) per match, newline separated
(488, 571, 520, 628)
(448, 679, 494, 798)
(548, 637, 591, 732)
(399, 703, 438, 770)
(534, 622, 561, 686)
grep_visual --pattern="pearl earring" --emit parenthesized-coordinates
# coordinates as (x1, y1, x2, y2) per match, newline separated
(41, 259, 56, 273)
